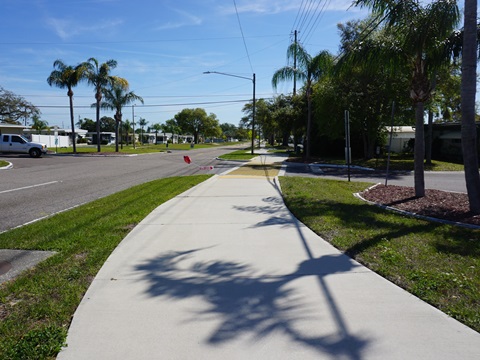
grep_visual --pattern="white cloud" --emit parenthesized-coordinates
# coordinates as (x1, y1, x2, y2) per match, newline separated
(154, 8, 202, 30)
(217, 0, 356, 16)
(45, 17, 124, 40)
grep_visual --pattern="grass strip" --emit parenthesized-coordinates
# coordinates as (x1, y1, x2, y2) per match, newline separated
(217, 148, 258, 161)
(279, 177, 480, 333)
(0, 175, 210, 359)
(54, 142, 238, 155)
(287, 153, 465, 171)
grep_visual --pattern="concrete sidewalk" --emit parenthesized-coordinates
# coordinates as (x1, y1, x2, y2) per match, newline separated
(58, 152, 480, 359)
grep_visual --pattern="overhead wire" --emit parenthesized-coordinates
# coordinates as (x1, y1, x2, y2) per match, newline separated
(233, 0, 254, 74)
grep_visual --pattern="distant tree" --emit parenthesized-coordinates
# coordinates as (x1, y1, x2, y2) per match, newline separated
(0, 87, 40, 124)
(174, 108, 219, 143)
(76, 117, 96, 132)
(272, 43, 334, 158)
(151, 123, 162, 144)
(122, 119, 132, 145)
(220, 123, 238, 140)
(99, 116, 115, 132)
(31, 115, 48, 134)
(138, 118, 148, 144)
(79, 57, 127, 152)
(100, 80, 143, 151)
(47, 60, 83, 153)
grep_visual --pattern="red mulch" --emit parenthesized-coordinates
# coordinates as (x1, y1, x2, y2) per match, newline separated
(360, 185, 480, 226)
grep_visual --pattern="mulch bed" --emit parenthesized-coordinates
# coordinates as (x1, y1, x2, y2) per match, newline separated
(360, 184, 480, 227)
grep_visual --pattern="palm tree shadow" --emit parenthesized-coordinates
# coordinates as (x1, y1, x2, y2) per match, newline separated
(134, 250, 371, 359)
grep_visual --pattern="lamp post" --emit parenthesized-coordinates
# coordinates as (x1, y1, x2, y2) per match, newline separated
(132, 104, 136, 149)
(204, 71, 256, 155)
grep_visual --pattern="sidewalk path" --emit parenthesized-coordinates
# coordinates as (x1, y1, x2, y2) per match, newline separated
(58, 151, 480, 359)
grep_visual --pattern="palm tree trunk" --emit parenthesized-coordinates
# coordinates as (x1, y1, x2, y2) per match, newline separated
(414, 102, 425, 197)
(461, 0, 480, 214)
(95, 92, 101, 152)
(68, 91, 77, 154)
(306, 86, 312, 159)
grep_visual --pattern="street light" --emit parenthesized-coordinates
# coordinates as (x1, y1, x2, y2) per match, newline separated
(204, 71, 256, 155)
(132, 104, 136, 149)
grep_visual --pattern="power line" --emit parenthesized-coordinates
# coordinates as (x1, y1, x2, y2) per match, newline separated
(233, 0, 254, 73)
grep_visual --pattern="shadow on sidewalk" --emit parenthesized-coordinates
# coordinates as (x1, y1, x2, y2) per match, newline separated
(135, 247, 371, 359)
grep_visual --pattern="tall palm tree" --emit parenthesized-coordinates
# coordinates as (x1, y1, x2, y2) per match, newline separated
(47, 60, 83, 153)
(272, 43, 333, 159)
(461, 0, 480, 213)
(80, 58, 127, 152)
(353, 0, 460, 197)
(100, 80, 144, 152)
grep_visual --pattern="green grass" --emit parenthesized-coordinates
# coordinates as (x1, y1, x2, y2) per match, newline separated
(279, 177, 480, 333)
(54, 142, 234, 155)
(217, 148, 258, 161)
(0, 160, 9, 168)
(287, 153, 465, 171)
(0, 175, 210, 359)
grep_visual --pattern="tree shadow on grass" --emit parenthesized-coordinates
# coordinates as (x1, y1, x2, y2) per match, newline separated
(134, 250, 371, 359)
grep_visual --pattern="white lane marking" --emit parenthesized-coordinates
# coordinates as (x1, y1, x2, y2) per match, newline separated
(0, 181, 60, 194)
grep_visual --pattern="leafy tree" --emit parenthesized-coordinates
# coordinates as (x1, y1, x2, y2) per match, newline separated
(0, 87, 40, 124)
(461, 0, 480, 213)
(76, 118, 96, 132)
(79, 58, 127, 152)
(100, 80, 143, 151)
(99, 116, 115, 132)
(333, 20, 412, 159)
(47, 60, 83, 153)
(353, 0, 460, 197)
(272, 44, 334, 158)
(174, 108, 219, 144)
(241, 99, 269, 146)
(220, 123, 238, 140)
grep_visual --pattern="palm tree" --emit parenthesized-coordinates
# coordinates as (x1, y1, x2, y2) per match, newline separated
(31, 115, 48, 134)
(151, 123, 162, 144)
(352, 0, 460, 197)
(47, 60, 83, 153)
(122, 119, 132, 145)
(461, 0, 480, 213)
(138, 118, 148, 145)
(272, 43, 333, 159)
(100, 80, 144, 152)
(79, 58, 127, 152)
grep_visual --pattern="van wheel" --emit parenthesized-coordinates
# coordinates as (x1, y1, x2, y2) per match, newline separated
(29, 148, 41, 158)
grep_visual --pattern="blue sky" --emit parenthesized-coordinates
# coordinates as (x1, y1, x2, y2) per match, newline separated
(0, 1, 379, 128)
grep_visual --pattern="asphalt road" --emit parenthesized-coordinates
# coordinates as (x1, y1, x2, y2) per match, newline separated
(283, 163, 467, 193)
(0, 146, 242, 233)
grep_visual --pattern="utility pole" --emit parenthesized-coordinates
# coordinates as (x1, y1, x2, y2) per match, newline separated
(293, 30, 297, 96)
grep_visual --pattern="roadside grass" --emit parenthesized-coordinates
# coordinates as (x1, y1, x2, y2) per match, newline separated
(287, 153, 465, 171)
(217, 148, 258, 161)
(0, 175, 211, 359)
(0, 160, 9, 168)
(279, 177, 480, 333)
(53, 142, 236, 155)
